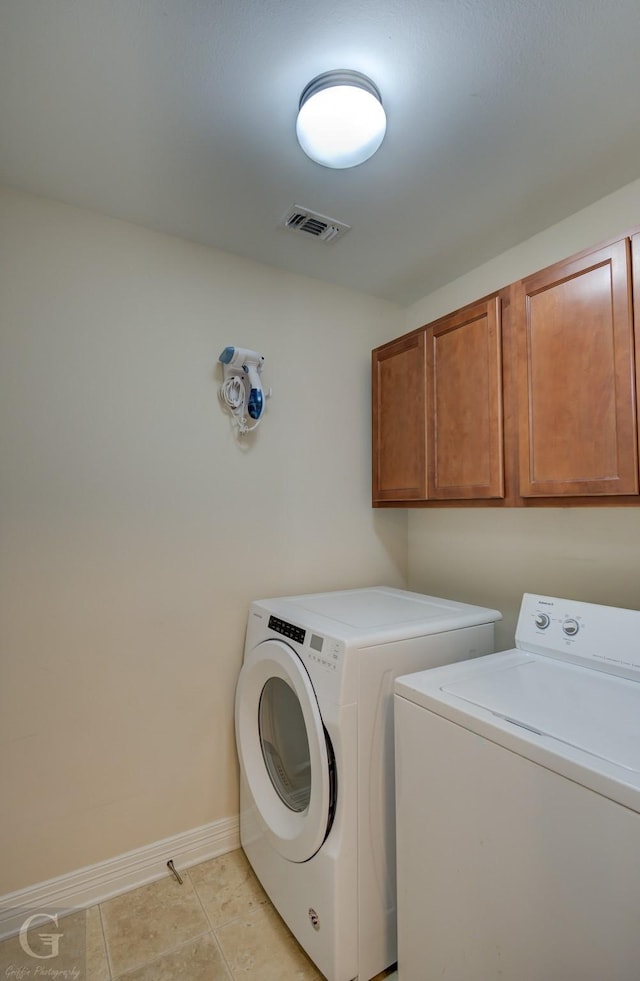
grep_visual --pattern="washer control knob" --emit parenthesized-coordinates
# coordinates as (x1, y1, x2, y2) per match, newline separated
(562, 618, 579, 637)
(535, 613, 550, 630)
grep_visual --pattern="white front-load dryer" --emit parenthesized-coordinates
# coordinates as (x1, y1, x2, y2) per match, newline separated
(235, 586, 501, 981)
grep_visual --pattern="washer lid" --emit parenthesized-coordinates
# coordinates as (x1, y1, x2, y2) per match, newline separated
(443, 655, 640, 774)
(395, 650, 640, 813)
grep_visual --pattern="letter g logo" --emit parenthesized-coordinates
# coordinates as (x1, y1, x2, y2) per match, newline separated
(19, 912, 64, 959)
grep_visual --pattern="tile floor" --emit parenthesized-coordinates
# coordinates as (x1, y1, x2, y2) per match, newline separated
(0, 848, 399, 980)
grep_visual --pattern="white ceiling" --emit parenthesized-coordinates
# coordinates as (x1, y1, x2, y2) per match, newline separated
(2, 0, 640, 305)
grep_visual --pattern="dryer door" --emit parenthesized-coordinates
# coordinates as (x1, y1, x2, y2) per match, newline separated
(235, 638, 333, 863)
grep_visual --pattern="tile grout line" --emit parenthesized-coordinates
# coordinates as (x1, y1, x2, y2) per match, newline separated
(186, 867, 237, 980)
(100, 870, 214, 979)
(186, 854, 323, 979)
(109, 929, 213, 981)
(97, 902, 115, 981)
(95, 852, 298, 981)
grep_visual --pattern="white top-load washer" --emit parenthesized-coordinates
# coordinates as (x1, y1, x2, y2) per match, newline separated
(394, 593, 640, 981)
(235, 586, 501, 981)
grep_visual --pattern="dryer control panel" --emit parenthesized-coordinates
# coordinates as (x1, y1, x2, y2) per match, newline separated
(245, 603, 352, 704)
(268, 615, 306, 645)
(306, 634, 343, 673)
(267, 614, 344, 673)
(517, 593, 640, 679)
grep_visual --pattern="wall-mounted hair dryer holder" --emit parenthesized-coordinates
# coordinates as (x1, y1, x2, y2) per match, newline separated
(218, 346, 270, 435)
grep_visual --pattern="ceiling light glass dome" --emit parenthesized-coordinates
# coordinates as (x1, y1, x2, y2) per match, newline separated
(296, 70, 386, 170)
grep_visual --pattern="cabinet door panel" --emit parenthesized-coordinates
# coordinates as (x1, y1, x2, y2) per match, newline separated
(517, 240, 638, 497)
(372, 331, 427, 501)
(632, 233, 640, 472)
(427, 298, 504, 499)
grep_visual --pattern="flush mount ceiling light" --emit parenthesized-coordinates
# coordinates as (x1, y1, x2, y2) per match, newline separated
(296, 70, 386, 169)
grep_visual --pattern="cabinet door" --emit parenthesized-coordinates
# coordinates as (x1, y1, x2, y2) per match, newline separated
(516, 239, 638, 497)
(372, 331, 427, 502)
(632, 233, 640, 462)
(426, 298, 504, 500)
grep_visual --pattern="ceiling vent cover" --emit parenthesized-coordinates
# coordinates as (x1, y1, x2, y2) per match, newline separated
(280, 205, 351, 244)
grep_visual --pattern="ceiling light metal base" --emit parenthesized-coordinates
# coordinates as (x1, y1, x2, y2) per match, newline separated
(298, 70, 382, 109)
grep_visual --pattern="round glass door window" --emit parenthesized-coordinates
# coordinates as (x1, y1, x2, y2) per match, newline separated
(259, 677, 311, 812)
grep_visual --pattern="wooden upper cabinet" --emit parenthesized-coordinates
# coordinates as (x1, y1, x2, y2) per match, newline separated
(372, 227, 640, 508)
(372, 331, 427, 502)
(515, 239, 638, 497)
(427, 298, 504, 499)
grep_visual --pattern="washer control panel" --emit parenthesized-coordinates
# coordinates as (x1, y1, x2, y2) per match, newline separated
(516, 593, 640, 678)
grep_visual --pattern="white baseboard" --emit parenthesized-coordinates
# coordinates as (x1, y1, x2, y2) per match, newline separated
(0, 814, 240, 941)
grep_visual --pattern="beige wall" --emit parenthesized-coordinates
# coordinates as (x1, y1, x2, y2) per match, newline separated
(405, 177, 640, 651)
(5, 171, 640, 896)
(0, 187, 407, 893)
(407, 508, 640, 652)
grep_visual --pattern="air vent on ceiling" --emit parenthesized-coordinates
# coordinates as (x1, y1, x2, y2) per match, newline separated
(280, 205, 351, 244)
